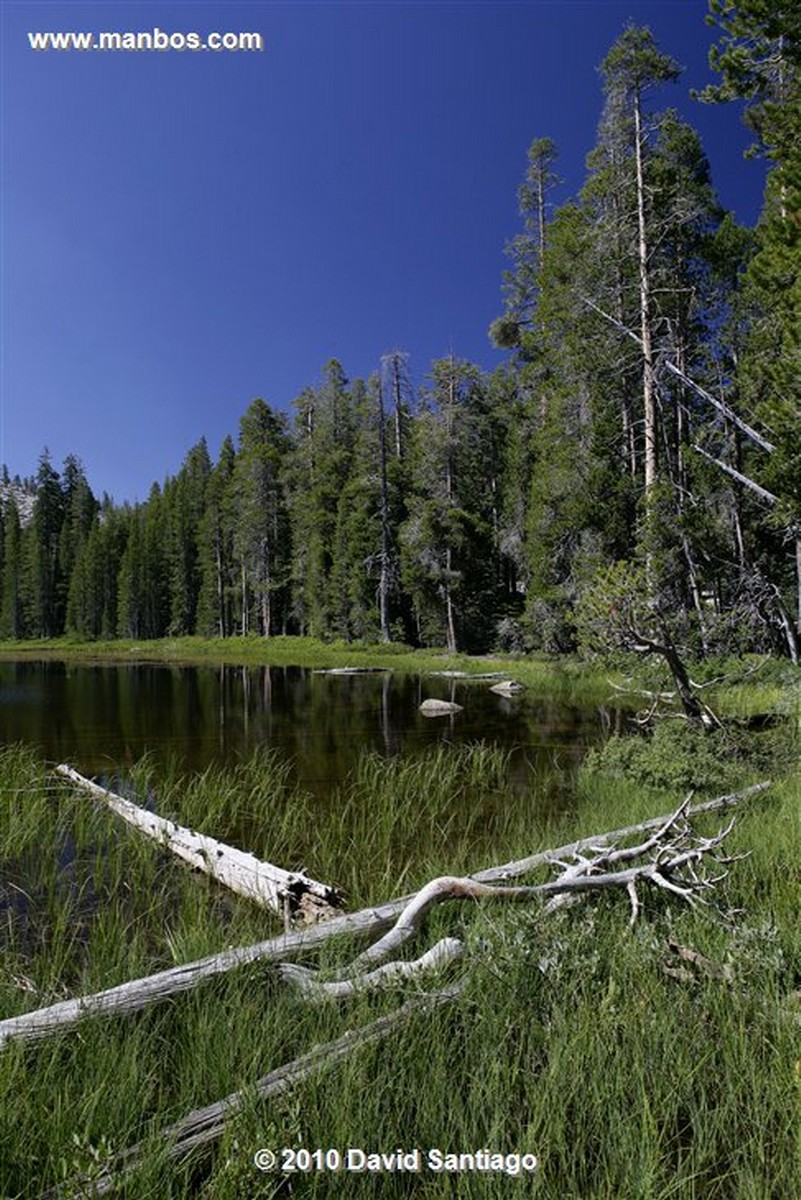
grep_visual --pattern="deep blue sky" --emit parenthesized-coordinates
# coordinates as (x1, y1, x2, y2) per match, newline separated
(2, 1, 764, 503)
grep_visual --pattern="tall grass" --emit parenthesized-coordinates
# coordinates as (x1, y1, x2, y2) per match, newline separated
(1, 730, 799, 1197)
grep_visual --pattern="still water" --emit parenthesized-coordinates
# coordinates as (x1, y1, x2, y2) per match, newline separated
(0, 660, 621, 795)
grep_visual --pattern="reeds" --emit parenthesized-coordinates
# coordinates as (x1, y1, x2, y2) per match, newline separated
(1, 735, 799, 1197)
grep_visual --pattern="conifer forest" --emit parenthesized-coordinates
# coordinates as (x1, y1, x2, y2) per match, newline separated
(3, 9, 799, 662)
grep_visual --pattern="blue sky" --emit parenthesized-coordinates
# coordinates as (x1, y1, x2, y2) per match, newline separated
(2, 1, 764, 503)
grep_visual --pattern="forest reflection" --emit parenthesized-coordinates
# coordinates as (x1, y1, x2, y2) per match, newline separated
(0, 660, 625, 797)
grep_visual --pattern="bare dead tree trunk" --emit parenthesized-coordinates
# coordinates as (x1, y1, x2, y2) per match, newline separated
(377, 376, 391, 642)
(634, 93, 657, 504)
(444, 364, 458, 653)
(390, 354, 405, 460)
(239, 564, 248, 636)
(55, 766, 343, 922)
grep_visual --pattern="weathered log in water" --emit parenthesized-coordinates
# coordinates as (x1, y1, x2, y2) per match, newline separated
(311, 666, 393, 674)
(0, 782, 769, 1051)
(54, 764, 342, 924)
(426, 670, 505, 680)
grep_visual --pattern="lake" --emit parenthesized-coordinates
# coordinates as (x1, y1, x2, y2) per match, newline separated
(0, 660, 624, 797)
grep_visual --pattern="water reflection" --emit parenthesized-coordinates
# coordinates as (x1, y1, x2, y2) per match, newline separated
(0, 661, 620, 796)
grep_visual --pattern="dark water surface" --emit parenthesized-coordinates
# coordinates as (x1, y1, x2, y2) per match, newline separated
(0, 660, 622, 795)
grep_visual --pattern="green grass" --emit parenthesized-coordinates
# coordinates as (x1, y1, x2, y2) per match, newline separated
(0, 662, 799, 1198)
(0, 633, 616, 703)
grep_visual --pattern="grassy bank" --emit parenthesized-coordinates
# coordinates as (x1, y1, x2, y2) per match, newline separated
(1, 715, 799, 1197)
(0, 634, 615, 704)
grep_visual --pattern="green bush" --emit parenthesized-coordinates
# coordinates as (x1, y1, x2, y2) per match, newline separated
(583, 717, 792, 794)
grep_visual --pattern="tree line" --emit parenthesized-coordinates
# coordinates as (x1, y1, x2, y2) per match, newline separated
(2, 7, 798, 659)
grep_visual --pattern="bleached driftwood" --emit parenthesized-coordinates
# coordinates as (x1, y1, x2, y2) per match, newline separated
(0, 782, 769, 1050)
(426, 670, 505, 679)
(55, 764, 342, 924)
(312, 666, 393, 675)
(42, 986, 464, 1199)
(328, 794, 741, 974)
(419, 698, 463, 716)
(278, 937, 465, 1000)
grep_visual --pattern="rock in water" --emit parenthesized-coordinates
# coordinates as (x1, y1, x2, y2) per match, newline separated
(419, 698, 464, 716)
(489, 680, 524, 697)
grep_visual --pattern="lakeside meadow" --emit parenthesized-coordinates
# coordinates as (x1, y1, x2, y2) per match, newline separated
(4, 0, 800, 1193)
(0, 640, 799, 1196)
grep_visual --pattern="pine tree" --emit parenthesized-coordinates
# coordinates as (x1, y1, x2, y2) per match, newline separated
(287, 361, 355, 638)
(599, 27, 681, 512)
(196, 437, 237, 637)
(702, 0, 801, 641)
(232, 401, 291, 637)
(59, 455, 99, 633)
(117, 487, 168, 639)
(67, 499, 128, 638)
(26, 451, 65, 637)
(165, 439, 211, 635)
(400, 357, 496, 651)
(490, 137, 560, 353)
(0, 499, 25, 639)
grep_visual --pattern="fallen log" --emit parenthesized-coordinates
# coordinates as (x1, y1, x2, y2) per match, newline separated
(55, 764, 342, 925)
(311, 666, 393, 675)
(426, 670, 505, 680)
(0, 782, 769, 1051)
(43, 985, 464, 1199)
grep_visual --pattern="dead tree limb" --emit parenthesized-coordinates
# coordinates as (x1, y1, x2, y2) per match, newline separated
(55, 764, 342, 925)
(1, 783, 770, 1051)
(42, 985, 464, 1199)
(326, 797, 740, 974)
(582, 297, 775, 453)
(278, 937, 465, 1000)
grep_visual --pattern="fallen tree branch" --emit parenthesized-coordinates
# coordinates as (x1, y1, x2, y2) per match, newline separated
(1, 783, 770, 1051)
(330, 797, 740, 974)
(278, 937, 465, 1000)
(42, 985, 464, 1199)
(581, 296, 775, 454)
(55, 764, 342, 925)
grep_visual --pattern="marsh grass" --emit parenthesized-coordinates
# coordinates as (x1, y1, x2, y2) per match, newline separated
(1, 718, 799, 1197)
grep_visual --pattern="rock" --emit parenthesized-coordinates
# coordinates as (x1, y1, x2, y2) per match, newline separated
(489, 680, 524, 697)
(419, 698, 464, 716)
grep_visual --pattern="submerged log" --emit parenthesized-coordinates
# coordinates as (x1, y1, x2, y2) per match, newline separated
(312, 666, 393, 675)
(55, 765, 342, 925)
(0, 782, 769, 1051)
(427, 670, 505, 680)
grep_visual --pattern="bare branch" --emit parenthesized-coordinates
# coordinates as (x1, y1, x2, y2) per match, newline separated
(692, 444, 779, 505)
